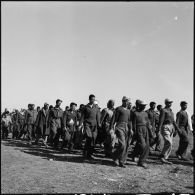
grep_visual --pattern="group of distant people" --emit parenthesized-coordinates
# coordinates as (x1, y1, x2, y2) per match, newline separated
(1, 94, 194, 169)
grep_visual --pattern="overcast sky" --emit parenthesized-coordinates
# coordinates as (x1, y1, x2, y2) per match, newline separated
(1, 2, 194, 115)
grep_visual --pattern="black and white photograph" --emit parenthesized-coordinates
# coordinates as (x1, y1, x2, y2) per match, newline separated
(1, 1, 194, 194)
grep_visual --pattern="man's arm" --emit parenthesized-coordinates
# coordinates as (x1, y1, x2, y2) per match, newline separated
(96, 109, 101, 128)
(157, 109, 165, 132)
(79, 107, 85, 127)
(62, 111, 67, 130)
(110, 108, 119, 130)
(100, 109, 107, 126)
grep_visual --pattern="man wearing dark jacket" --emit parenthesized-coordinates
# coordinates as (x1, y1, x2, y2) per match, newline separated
(50, 99, 64, 149)
(176, 101, 192, 160)
(157, 98, 181, 164)
(34, 103, 49, 146)
(110, 96, 132, 168)
(61, 102, 77, 151)
(24, 104, 38, 145)
(79, 94, 101, 159)
(132, 100, 151, 169)
(146, 102, 162, 153)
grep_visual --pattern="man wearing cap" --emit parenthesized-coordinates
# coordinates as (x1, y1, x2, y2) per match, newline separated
(100, 99, 115, 157)
(23, 104, 38, 145)
(49, 99, 64, 149)
(175, 101, 192, 160)
(34, 103, 49, 146)
(146, 102, 162, 153)
(61, 102, 77, 152)
(79, 94, 101, 159)
(157, 98, 181, 164)
(110, 96, 132, 167)
(132, 100, 151, 168)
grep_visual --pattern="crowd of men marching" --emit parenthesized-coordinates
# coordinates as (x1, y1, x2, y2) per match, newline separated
(1, 94, 194, 169)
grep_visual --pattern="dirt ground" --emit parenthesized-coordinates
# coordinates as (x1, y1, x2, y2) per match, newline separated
(1, 132, 194, 194)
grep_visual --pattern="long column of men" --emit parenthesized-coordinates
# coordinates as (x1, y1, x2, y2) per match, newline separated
(1, 94, 194, 169)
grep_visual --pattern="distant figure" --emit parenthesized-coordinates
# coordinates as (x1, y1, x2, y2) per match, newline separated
(37, 106, 41, 113)
(65, 106, 69, 112)
(176, 101, 192, 160)
(158, 99, 180, 164)
(79, 94, 101, 159)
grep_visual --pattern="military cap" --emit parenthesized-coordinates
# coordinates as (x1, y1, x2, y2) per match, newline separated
(122, 96, 130, 102)
(165, 98, 173, 103)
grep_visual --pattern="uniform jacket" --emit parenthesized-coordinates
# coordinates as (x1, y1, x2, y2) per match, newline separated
(35, 108, 49, 134)
(49, 106, 64, 129)
(24, 109, 38, 125)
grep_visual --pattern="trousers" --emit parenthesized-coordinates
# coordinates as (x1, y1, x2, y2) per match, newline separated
(112, 123, 130, 165)
(161, 124, 174, 159)
(83, 125, 98, 156)
(136, 125, 149, 164)
(176, 126, 189, 157)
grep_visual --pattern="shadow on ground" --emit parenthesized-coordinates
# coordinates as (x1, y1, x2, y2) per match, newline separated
(1, 139, 193, 167)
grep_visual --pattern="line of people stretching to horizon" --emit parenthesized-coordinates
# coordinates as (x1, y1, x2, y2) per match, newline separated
(1, 94, 194, 169)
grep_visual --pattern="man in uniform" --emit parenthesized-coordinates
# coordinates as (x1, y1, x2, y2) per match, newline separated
(110, 96, 132, 168)
(50, 99, 64, 149)
(146, 102, 162, 153)
(132, 100, 151, 168)
(176, 101, 192, 160)
(23, 104, 37, 145)
(79, 94, 101, 159)
(100, 99, 115, 157)
(34, 103, 49, 146)
(61, 102, 77, 152)
(157, 98, 181, 164)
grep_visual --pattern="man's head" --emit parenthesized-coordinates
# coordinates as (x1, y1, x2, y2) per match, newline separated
(122, 96, 130, 107)
(65, 106, 69, 111)
(135, 99, 141, 108)
(56, 99, 62, 107)
(89, 94, 96, 105)
(44, 103, 49, 110)
(107, 99, 115, 109)
(165, 98, 173, 108)
(157, 105, 163, 112)
(150, 102, 156, 110)
(180, 101, 187, 110)
(70, 102, 77, 111)
(127, 102, 132, 110)
(37, 106, 40, 112)
(139, 100, 147, 111)
(49, 105, 54, 110)
(79, 104, 85, 110)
